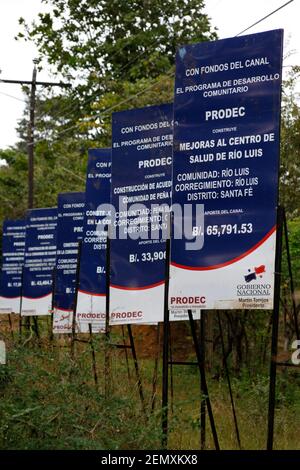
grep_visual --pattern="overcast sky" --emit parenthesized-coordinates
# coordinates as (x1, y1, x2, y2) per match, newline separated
(0, 0, 299, 149)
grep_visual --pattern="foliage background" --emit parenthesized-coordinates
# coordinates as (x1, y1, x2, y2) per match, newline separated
(0, 1, 299, 451)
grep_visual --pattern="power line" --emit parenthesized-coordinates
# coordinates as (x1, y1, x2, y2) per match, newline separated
(36, 0, 297, 129)
(15, 0, 280, 139)
(31, 68, 174, 147)
(0, 33, 146, 127)
(11, 0, 295, 151)
(34, 33, 173, 127)
(235, 0, 294, 36)
(1, 68, 72, 209)
(59, 165, 86, 182)
(0, 4, 293, 220)
(31, 36, 161, 126)
(0, 78, 71, 87)
(38, 0, 296, 147)
(0, 91, 27, 103)
(28, 68, 174, 184)
(35, 14, 213, 129)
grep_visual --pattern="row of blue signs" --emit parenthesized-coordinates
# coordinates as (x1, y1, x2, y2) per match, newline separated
(0, 149, 111, 332)
(0, 30, 283, 329)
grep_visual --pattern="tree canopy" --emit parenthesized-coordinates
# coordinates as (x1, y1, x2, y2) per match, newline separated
(10, 0, 218, 192)
(280, 66, 300, 219)
(17, 0, 216, 84)
(0, 1, 299, 228)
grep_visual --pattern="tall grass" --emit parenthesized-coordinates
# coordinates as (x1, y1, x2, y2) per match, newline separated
(0, 322, 300, 450)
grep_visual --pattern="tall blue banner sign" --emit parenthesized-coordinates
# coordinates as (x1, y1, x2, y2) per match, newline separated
(53, 192, 85, 334)
(170, 30, 283, 311)
(21, 208, 57, 316)
(110, 104, 173, 324)
(0, 220, 25, 314)
(76, 148, 111, 331)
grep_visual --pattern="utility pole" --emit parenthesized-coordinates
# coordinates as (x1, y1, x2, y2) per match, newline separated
(0, 64, 71, 208)
(28, 65, 37, 208)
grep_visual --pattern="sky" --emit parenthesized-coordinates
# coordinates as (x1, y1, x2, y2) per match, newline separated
(0, 0, 299, 149)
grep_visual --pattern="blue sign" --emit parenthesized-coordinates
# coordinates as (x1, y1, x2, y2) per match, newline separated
(0, 220, 25, 313)
(76, 148, 111, 327)
(169, 30, 283, 310)
(21, 208, 57, 316)
(54, 192, 85, 312)
(53, 192, 85, 333)
(110, 104, 173, 324)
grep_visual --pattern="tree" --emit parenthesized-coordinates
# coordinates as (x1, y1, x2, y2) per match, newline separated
(16, 0, 217, 142)
(280, 66, 300, 218)
(18, 0, 216, 84)
(0, 148, 28, 220)
(0, 141, 86, 222)
(3, 0, 217, 217)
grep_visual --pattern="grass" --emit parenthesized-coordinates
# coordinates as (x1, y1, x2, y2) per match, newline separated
(0, 321, 300, 450)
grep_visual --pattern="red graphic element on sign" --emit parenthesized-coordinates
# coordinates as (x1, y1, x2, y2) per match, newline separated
(244, 264, 266, 282)
(255, 265, 266, 275)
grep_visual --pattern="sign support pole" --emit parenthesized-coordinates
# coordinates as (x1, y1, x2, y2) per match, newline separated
(127, 324, 147, 417)
(18, 267, 24, 341)
(104, 229, 146, 416)
(71, 240, 82, 359)
(162, 215, 209, 449)
(7, 314, 14, 340)
(32, 316, 40, 342)
(267, 205, 284, 450)
(122, 326, 131, 381)
(49, 267, 56, 342)
(169, 324, 174, 414)
(162, 237, 170, 448)
(88, 323, 98, 389)
(25, 314, 31, 333)
(104, 229, 111, 399)
(188, 309, 220, 450)
(151, 324, 160, 412)
(283, 209, 299, 339)
(200, 313, 206, 450)
(217, 310, 241, 449)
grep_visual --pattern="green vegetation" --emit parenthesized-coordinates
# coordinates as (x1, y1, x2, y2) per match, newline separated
(0, 1, 299, 452)
(282, 218, 300, 291)
(0, 322, 300, 450)
(280, 66, 300, 219)
(0, 0, 217, 218)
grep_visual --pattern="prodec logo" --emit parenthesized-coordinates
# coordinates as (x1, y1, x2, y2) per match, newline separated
(170, 296, 206, 305)
(111, 310, 143, 319)
(78, 312, 105, 320)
